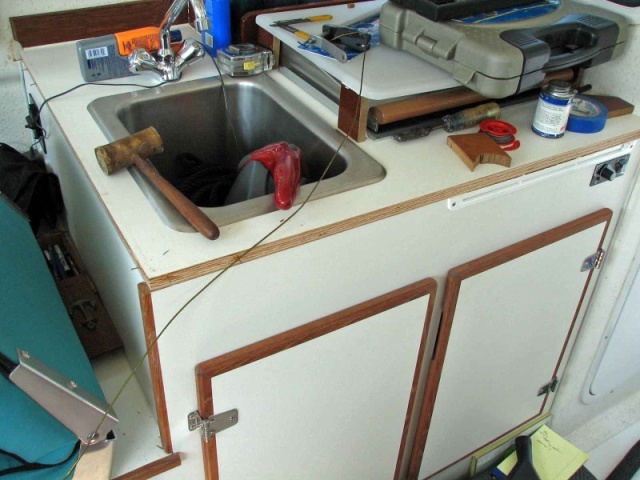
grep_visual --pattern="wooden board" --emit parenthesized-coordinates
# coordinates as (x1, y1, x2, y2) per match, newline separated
(10, 1, 187, 48)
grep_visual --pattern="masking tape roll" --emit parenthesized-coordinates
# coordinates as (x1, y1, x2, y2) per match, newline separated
(567, 95, 608, 133)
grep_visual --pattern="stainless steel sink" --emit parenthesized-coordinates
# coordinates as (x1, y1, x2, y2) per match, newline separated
(88, 74, 385, 232)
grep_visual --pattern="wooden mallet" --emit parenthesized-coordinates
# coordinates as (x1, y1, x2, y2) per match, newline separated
(95, 127, 220, 240)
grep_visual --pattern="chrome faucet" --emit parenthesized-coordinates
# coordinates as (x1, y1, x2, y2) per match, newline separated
(128, 0, 211, 81)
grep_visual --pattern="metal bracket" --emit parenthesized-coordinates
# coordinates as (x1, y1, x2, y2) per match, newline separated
(9, 349, 118, 445)
(538, 376, 559, 396)
(581, 249, 605, 272)
(188, 409, 238, 442)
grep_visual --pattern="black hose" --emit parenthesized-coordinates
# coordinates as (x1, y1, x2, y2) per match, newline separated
(0, 351, 17, 379)
(606, 439, 640, 480)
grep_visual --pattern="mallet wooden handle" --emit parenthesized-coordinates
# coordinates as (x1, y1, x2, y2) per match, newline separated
(131, 154, 220, 240)
(95, 127, 220, 240)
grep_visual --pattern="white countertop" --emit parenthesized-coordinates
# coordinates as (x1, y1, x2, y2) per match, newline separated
(255, 0, 459, 100)
(20, 23, 640, 289)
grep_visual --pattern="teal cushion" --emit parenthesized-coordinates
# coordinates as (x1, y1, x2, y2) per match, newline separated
(0, 196, 107, 478)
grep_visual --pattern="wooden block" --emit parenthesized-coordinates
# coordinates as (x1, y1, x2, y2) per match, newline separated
(338, 84, 370, 142)
(447, 133, 511, 171)
(586, 95, 635, 119)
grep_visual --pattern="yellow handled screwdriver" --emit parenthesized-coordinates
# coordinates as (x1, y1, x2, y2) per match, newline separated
(271, 14, 333, 40)
(271, 14, 333, 27)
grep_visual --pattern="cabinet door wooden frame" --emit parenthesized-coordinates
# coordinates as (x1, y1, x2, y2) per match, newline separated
(408, 209, 613, 480)
(195, 278, 438, 480)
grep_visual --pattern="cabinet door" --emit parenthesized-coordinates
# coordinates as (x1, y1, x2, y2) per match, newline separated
(410, 209, 612, 480)
(194, 279, 437, 480)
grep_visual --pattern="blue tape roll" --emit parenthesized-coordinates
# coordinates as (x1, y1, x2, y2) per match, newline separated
(567, 95, 608, 133)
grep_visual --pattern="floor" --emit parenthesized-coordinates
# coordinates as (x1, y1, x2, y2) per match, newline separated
(92, 350, 168, 478)
(582, 421, 640, 479)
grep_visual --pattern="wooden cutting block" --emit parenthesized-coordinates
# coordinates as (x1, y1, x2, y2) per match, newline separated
(586, 95, 634, 118)
(447, 133, 511, 171)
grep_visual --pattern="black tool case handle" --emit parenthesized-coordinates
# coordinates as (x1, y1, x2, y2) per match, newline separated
(501, 13, 620, 75)
(389, 0, 541, 22)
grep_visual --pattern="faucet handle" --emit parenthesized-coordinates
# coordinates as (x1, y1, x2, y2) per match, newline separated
(128, 48, 160, 74)
(174, 39, 206, 72)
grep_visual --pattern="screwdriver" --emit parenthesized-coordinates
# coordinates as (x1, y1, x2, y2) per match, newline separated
(394, 102, 501, 142)
(271, 14, 333, 27)
(271, 14, 334, 40)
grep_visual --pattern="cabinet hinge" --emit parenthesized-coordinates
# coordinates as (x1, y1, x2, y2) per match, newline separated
(537, 376, 559, 396)
(581, 249, 605, 272)
(188, 409, 238, 442)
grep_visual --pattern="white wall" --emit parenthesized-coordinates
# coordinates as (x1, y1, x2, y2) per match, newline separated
(582, 25, 640, 110)
(551, 23, 640, 444)
(0, 0, 133, 151)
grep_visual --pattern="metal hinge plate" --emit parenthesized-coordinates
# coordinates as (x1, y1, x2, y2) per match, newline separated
(188, 409, 238, 442)
(538, 376, 559, 396)
(581, 249, 605, 272)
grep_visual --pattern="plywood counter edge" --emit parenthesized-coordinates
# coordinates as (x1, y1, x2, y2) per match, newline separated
(146, 129, 640, 291)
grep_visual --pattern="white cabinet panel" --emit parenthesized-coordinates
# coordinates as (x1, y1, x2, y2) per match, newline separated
(412, 210, 612, 479)
(195, 279, 436, 480)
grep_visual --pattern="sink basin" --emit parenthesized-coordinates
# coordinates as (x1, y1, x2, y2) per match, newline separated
(88, 74, 385, 232)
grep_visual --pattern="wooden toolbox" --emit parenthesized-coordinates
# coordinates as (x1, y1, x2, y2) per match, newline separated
(37, 232, 122, 359)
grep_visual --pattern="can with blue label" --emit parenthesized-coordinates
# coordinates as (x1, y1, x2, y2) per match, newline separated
(532, 80, 576, 138)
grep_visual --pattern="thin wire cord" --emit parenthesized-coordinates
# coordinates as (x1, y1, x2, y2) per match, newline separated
(31, 80, 171, 144)
(62, 42, 368, 479)
(207, 51, 243, 158)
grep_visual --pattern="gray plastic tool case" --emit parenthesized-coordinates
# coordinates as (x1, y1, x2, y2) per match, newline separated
(379, 0, 629, 98)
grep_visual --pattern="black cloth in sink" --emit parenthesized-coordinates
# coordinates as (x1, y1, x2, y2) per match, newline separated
(174, 153, 237, 208)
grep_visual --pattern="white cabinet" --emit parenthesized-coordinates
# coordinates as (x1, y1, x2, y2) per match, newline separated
(20, 58, 640, 479)
(99, 142, 639, 479)
(194, 279, 436, 479)
(409, 210, 612, 479)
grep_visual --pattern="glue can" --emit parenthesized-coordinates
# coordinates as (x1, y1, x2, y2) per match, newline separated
(532, 80, 576, 138)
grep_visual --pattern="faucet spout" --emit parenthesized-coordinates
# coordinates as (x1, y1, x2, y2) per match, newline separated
(129, 0, 210, 81)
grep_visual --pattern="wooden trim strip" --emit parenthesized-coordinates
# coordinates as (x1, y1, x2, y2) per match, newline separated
(543, 209, 613, 412)
(407, 209, 613, 480)
(146, 132, 640, 291)
(394, 279, 439, 480)
(112, 452, 181, 480)
(10, 1, 188, 48)
(195, 278, 437, 480)
(138, 283, 173, 454)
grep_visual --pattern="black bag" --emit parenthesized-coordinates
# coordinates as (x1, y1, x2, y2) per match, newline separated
(0, 144, 62, 232)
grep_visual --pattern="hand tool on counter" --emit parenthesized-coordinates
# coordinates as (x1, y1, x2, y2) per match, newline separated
(94, 127, 220, 240)
(393, 102, 501, 142)
(271, 14, 333, 28)
(271, 14, 333, 39)
(228, 142, 302, 210)
(270, 14, 370, 63)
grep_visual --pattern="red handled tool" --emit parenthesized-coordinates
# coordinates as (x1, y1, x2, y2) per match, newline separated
(241, 142, 301, 210)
